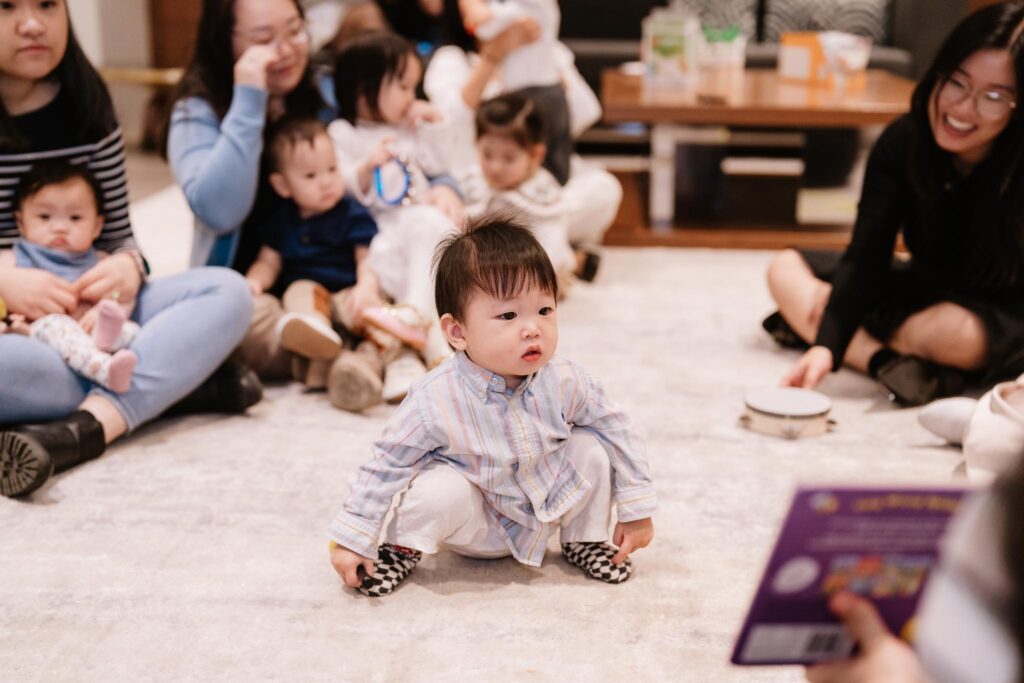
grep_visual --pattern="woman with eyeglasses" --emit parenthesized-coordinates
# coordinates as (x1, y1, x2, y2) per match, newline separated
(0, 0, 254, 497)
(166, 0, 332, 380)
(765, 2, 1024, 407)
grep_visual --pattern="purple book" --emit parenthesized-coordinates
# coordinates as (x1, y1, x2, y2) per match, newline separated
(731, 485, 969, 666)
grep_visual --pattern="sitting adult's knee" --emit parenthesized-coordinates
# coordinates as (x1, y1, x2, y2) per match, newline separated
(894, 303, 988, 369)
(766, 249, 803, 298)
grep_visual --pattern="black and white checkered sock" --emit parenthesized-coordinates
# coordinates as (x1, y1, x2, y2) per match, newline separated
(561, 542, 633, 584)
(358, 543, 422, 597)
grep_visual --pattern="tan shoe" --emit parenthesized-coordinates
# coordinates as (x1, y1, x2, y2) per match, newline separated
(328, 342, 384, 412)
(276, 312, 342, 361)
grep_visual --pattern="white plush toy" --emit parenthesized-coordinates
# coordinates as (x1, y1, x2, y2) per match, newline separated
(919, 375, 1024, 483)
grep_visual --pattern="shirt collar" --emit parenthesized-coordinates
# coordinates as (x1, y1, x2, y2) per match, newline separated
(454, 351, 536, 400)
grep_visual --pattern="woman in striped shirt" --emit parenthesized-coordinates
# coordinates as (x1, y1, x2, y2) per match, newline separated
(0, 0, 255, 498)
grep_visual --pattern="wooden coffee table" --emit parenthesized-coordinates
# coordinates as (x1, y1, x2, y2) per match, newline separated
(600, 68, 916, 244)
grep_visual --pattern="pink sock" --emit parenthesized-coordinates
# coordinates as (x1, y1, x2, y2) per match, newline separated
(93, 300, 127, 351)
(105, 349, 137, 393)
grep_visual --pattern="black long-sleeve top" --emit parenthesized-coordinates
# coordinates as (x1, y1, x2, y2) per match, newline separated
(815, 114, 1024, 369)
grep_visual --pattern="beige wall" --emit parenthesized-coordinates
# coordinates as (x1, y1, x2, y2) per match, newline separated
(69, 0, 154, 146)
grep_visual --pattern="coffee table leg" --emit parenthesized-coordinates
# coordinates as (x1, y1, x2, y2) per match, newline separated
(650, 124, 676, 230)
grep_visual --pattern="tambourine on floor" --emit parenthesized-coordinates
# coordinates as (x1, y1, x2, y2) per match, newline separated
(741, 387, 836, 440)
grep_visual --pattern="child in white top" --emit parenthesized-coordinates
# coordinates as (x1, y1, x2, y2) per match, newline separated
(0, 162, 138, 393)
(328, 31, 461, 372)
(459, 0, 571, 184)
(329, 216, 656, 597)
(459, 94, 581, 285)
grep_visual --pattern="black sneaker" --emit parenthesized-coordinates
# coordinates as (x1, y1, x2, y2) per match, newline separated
(561, 542, 633, 584)
(358, 543, 422, 597)
(164, 360, 263, 416)
(761, 311, 809, 350)
(875, 355, 967, 407)
(0, 410, 106, 497)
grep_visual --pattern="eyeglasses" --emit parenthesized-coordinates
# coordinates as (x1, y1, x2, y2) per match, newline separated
(233, 18, 310, 51)
(938, 75, 1017, 120)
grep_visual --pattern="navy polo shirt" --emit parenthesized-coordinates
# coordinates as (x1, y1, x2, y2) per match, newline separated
(260, 196, 378, 295)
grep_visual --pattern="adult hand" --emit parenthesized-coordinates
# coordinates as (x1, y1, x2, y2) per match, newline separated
(783, 345, 834, 389)
(806, 593, 929, 683)
(74, 252, 142, 304)
(78, 305, 100, 334)
(330, 544, 376, 588)
(0, 266, 77, 320)
(611, 518, 654, 564)
(234, 45, 280, 91)
(425, 184, 466, 225)
(478, 17, 540, 63)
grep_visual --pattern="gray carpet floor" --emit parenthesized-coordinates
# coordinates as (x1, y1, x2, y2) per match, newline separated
(0, 242, 965, 681)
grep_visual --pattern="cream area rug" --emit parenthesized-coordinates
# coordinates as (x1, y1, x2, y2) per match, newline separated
(0, 189, 963, 681)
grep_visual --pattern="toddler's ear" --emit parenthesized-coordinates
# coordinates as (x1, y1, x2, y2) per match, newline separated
(440, 313, 468, 351)
(92, 214, 105, 239)
(530, 143, 547, 169)
(268, 172, 292, 199)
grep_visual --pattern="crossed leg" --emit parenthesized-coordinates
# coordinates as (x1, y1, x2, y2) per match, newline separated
(766, 248, 988, 373)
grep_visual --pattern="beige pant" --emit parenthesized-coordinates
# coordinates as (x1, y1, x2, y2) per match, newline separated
(383, 428, 613, 557)
(232, 293, 292, 381)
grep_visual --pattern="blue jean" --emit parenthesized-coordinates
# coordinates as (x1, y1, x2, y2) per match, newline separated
(0, 267, 252, 430)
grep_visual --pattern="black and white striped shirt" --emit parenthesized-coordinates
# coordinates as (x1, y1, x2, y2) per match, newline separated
(0, 89, 134, 254)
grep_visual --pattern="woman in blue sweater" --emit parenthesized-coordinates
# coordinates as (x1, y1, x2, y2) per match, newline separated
(167, 0, 465, 379)
(0, 0, 254, 497)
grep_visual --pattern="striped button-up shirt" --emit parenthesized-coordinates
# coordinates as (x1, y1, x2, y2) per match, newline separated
(329, 352, 657, 566)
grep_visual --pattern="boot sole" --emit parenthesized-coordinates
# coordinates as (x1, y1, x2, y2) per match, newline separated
(279, 318, 342, 361)
(328, 360, 384, 412)
(0, 432, 53, 497)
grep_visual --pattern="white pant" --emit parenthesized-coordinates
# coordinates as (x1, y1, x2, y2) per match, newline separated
(368, 203, 457, 364)
(963, 376, 1024, 482)
(563, 158, 623, 249)
(384, 428, 613, 558)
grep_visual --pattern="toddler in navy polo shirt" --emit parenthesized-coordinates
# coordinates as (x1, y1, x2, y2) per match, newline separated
(246, 116, 423, 412)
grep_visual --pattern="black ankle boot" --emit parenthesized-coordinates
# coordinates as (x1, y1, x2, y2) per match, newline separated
(875, 355, 967, 406)
(163, 360, 263, 417)
(0, 410, 106, 497)
(762, 311, 810, 350)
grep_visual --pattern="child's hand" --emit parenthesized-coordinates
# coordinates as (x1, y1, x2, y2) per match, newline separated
(405, 100, 441, 126)
(245, 277, 264, 298)
(612, 518, 654, 564)
(425, 185, 466, 225)
(459, 0, 493, 30)
(367, 136, 397, 169)
(345, 282, 384, 328)
(330, 544, 376, 588)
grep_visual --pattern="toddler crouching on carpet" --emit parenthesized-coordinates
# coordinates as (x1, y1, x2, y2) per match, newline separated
(329, 216, 655, 596)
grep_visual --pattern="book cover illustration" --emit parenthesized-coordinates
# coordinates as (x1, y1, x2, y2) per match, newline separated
(731, 486, 968, 666)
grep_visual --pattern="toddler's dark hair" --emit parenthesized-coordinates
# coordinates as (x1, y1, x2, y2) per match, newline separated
(266, 115, 330, 173)
(475, 93, 547, 150)
(13, 160, 104, 216)
(333, 31, 420, 124)
(434, 214, 558, 321)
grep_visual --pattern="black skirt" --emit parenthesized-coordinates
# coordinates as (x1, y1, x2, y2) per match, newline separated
(799, 249, 1024, 384)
